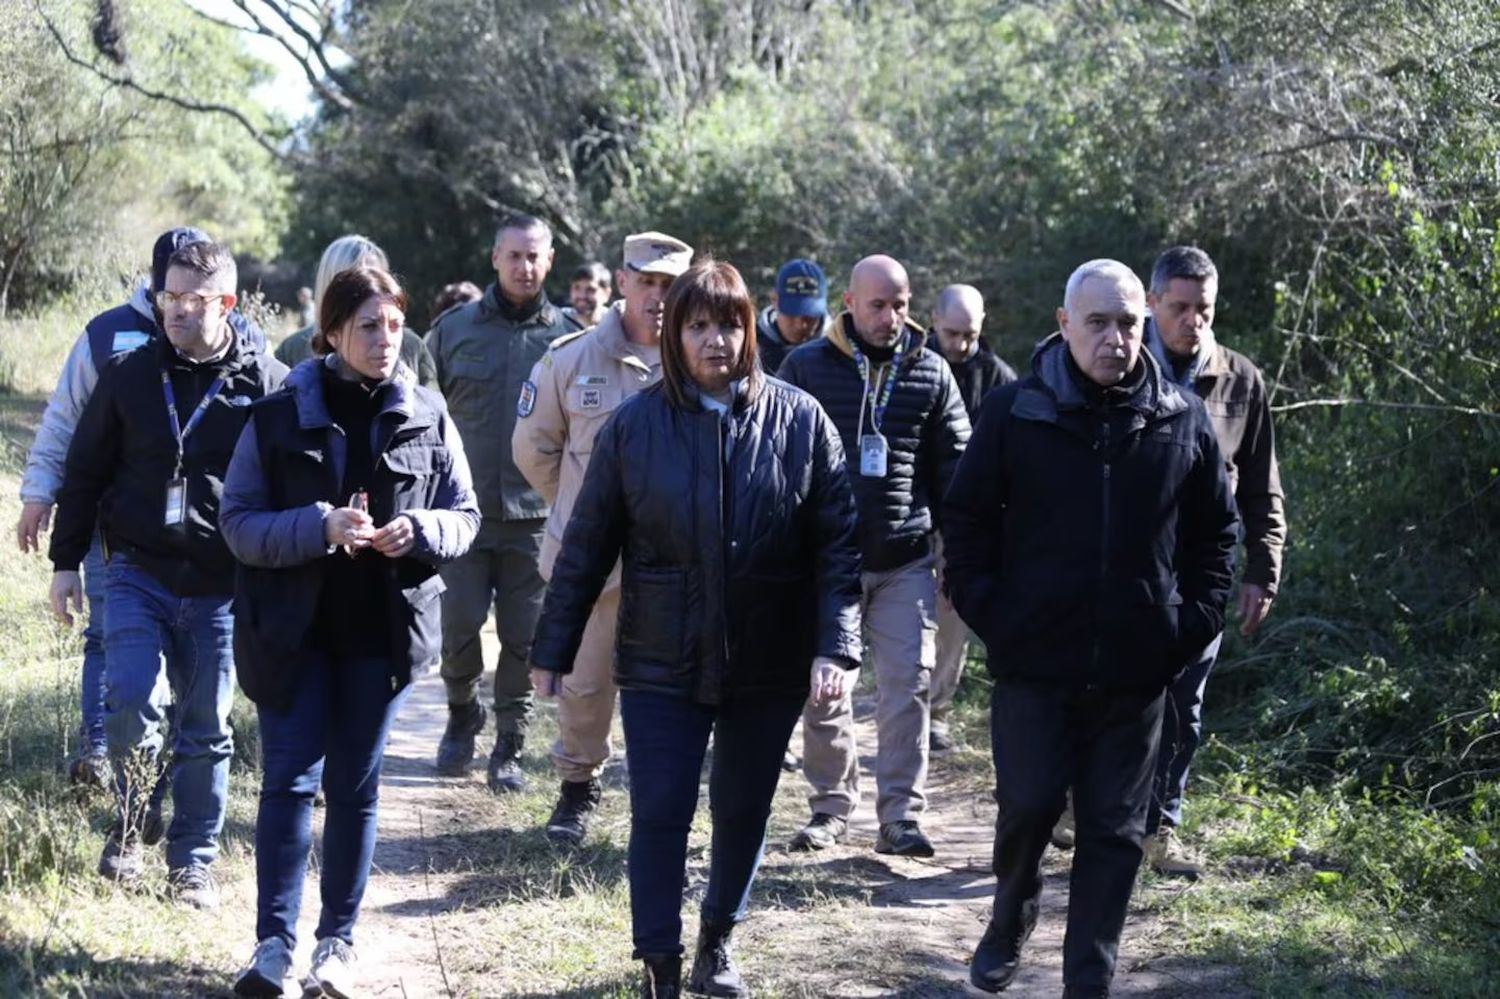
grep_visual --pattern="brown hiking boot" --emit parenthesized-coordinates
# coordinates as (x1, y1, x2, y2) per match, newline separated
(1143, 826, 1204, 879)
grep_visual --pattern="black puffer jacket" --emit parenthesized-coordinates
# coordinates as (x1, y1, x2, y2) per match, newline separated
(942, 334, 1239, 691)
(778, 314, 970, 573)
(529, 373, 863, 705)
(947, 338, 1018, 419)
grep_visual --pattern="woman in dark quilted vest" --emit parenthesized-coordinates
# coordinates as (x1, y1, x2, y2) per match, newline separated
(220, 267, 480, 998)
(528, 259, 864, 999)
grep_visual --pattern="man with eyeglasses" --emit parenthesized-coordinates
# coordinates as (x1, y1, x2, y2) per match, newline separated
(16, 228, 266, 795)
(47, 240, 285, 909)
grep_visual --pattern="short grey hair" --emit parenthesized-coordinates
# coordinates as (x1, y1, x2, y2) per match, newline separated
(494, 213, 552, 246)
(1063, 259, 1143, 310)
(315, 235, 388, 303)
(166, 240, 237, 292)
(1149, 245, 1217, 296)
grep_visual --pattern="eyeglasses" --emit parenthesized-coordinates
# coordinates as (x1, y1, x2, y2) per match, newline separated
(154, 291, 228, 314)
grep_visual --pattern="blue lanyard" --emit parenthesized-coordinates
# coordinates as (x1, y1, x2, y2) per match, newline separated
(161, 370, 226, 473)
(850, 336, 906, 433)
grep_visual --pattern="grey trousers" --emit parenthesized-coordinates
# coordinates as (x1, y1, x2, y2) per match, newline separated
(801, 553, 937, 824)
(438, 518, 546, 735)
(931, 539, 972, 722)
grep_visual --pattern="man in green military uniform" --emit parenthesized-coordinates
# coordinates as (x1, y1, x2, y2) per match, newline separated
(425, 213, 582, 791)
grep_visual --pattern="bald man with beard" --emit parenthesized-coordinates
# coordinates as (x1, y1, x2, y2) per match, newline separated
(775, 255, 971, 858)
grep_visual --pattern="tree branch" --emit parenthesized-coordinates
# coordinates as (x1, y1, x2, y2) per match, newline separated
(1271, 398, 1500, 420)
(33, 1, 289, 161)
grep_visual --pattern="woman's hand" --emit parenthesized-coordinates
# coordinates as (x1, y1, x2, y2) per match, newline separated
(370, 514, 417, 558)
(325, 506, 375, 550)
(810, 656, 848, 706)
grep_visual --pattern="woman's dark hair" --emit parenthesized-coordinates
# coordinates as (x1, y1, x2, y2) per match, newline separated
(313, 266, 407, 356)
(430, 281, 482, 319)
(660, 259, 760, 409)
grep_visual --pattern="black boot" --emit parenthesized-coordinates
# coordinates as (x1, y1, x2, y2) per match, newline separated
(545, 778, 603, 845)
(486, 731, 528, 793)
(641, 954, 681, 999)
(435, 701, 486, 776)
(969, 897, 1038, 993)
(687, 921, 748, 997)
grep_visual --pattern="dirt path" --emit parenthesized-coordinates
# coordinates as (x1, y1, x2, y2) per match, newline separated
(301, 651, 1245, 998)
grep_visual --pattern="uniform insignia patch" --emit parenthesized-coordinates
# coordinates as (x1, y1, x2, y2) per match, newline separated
(517, 380, 537, 418)
(581, 388, 602, 409)
(576, 375, 608, 386)
(111, 330, 150, 355)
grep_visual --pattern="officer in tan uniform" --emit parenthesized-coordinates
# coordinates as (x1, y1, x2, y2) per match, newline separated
(512, 230, 693, 845)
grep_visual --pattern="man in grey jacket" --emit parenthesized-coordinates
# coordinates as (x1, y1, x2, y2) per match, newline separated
(424, 213, 582, 791)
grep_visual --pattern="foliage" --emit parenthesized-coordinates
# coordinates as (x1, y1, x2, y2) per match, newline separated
(0, 0, 289, 317)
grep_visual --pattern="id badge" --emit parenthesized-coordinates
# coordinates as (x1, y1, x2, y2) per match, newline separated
(859, 434, 888, 478)
(164, 478, 186, 527)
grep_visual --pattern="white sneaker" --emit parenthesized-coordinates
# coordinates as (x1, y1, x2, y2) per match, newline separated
(302, 937, 357, 998)
(234, 937, 293, 997)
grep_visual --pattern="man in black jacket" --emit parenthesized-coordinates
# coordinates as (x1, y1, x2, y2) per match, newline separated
(779, 255, 970, 858)
(48, 241, 286, 909)
(928, 284, 1017, 752)
(943, 259, 1237, 997)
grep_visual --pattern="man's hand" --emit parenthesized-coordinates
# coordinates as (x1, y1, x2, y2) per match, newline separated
(1238, 582, 1274, 637)
(810, 656, 849, 706)
(17, 502, 52, 553)
(370, 514, 416, 558)
(531, 667, 563, 698)
(324, 506, 375, 550)
(50, 570, 83, 626)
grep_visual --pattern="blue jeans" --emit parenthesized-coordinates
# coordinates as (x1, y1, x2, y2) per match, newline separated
(255, 653, 410, 948)
(80, 536, 108, 754)
(1147, 632, 1224, 833)
(104, 552, 234, 870)
(619, 688, 804, 958)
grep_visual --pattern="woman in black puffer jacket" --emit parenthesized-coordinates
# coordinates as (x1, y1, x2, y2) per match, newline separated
(529, 259, 862, 999)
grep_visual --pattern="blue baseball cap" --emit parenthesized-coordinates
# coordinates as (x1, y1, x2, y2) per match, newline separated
(151, 226, 212, 294)
(776, 259, 827, 318)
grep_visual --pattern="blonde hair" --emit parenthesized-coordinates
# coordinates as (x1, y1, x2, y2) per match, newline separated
(314, 235, 389, 304)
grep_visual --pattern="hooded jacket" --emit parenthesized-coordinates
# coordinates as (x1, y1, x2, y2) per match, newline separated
(756, 305, 829, 376)
(50, 326, 286, 596)
(777, 313, 970, 573)
(529, 372, 863, 705)
(219, 357, 480, 709)
(942, 333, 1239, 690)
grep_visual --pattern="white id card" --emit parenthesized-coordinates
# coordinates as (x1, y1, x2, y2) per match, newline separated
(859, 434, 888, 478)
(164, 478, 186, 527)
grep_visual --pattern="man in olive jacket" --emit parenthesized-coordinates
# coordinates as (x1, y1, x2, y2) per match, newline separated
(944, 259, 1238, 996)
(424, 213, 582, 791)
(1141, 245, 1286, 877)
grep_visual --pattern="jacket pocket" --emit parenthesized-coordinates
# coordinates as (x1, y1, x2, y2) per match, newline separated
(401, 572, 448, 669)
(617, 566, 687, 672)
(1103, 579, 1182, 685)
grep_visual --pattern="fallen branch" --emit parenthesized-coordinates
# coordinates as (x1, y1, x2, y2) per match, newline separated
(1271, 398, 1500, 419)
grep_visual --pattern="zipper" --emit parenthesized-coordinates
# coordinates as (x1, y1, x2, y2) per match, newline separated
(1091, 416, 1112, 677)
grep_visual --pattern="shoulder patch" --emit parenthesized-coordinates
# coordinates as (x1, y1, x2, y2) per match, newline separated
(111, 330, 151, 356)
(517, 379, 537, 418)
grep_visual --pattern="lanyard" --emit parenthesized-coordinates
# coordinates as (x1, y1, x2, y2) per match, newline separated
(161, 370, 226, 473)
(850, 335, 905, 436)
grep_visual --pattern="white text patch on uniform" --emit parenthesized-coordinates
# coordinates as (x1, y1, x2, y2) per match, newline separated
(111, 330, 150, 355)
(517, 380, 537, 418)
(576, 375, 608, 386)
(580, 388, 602, 409)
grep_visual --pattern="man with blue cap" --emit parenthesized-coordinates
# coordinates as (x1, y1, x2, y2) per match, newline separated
(756, 258, 830, 375)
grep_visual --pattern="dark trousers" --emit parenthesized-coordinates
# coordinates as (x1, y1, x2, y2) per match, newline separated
(989, 679, 1165, 989)
(438, 518, 545, 734)
(254, 652, 410, 948)
(1147, 632, 1222, 833)
(619, 688, 804, 958)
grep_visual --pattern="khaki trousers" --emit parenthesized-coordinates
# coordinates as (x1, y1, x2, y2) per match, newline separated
(550, 587, 621, 783)
(801, 553, 937, 824)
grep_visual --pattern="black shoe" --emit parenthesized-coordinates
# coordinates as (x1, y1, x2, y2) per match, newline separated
(546, 778, 602, 845)
(486, 731, 528, 794)
(876, 819, 935, 857)
(687, 921, 748, 997)
(969, 899, 1038, 993)
(1062, 986, 1109, 998)
(98, 826, 143, 883)
(435, 701, 487, 776)
(641, 954, 682, 999)
(788, 812, 847, 851)
(167, 863, 221, 910)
